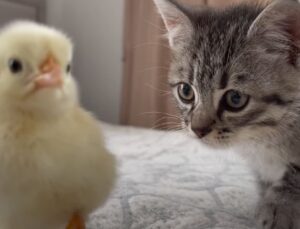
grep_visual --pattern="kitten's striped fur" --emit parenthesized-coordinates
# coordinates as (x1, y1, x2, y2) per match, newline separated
(154, 0, 300, 228)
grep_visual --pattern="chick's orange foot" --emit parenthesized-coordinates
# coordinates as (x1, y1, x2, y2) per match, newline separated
(66, 214, 85, 229)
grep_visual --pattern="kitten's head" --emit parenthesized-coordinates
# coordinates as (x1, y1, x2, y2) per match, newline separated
(154, 0, 300, 148)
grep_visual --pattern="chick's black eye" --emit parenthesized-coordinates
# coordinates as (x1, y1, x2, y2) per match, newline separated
(66, 64, 71, 73)
(177, 83, 195, 104)
(8, 58, 23, 74)
(224, 90, 249, 111)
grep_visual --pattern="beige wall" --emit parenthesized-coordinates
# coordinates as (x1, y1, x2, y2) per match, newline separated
(0, 0, 37, 26)
(46, 0, 124, 124)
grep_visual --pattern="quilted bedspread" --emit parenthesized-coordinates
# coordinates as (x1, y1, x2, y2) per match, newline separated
(87, 124, 258, 229)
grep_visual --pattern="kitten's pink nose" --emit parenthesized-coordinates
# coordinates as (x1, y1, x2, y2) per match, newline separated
(192, 126, 212, 138)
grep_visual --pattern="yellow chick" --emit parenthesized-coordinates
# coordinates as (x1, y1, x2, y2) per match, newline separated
(0, 21, 116, 229)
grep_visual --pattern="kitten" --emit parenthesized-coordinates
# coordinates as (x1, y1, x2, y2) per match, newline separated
(153, 0, 300, 228)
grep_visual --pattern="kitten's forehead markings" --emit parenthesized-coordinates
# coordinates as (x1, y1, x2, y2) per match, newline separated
(219, 35, 238, 90)
(219, 70, 229, 90)
(192, 57, 199, 86)
(182, 57, 194, 83)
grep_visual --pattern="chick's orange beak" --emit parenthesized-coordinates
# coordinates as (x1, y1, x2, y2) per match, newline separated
(35, 55, 62, 89)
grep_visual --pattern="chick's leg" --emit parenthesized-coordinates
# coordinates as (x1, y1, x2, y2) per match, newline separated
(66, 213, 85, 229)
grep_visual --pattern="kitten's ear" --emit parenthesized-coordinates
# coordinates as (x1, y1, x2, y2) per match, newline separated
(153, 0, 193, 48)
(247, 0, 300, 63)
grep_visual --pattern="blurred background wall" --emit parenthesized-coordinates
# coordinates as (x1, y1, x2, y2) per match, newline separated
(0, 1, 38, 23)
(46, 0, 124, 124)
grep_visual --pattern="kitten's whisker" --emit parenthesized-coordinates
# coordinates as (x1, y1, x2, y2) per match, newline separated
(152, 121, 182, 128)
(140, 115, 181, 122)
(158, 91, 173, 97)
(150, 112, 181, 119)
(139, 111, 182, 120)
(153, 115, 181, 122)
(155, 128, 183, 132)
(151, 125, 182, 131)
(144, 83, 172, 95)
(145, 84, 173, 98)
(163, 126, 185, 131)
(151, 121, 182, 129)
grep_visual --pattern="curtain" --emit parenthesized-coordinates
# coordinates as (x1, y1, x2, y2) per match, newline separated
(121, 0, 269, 129)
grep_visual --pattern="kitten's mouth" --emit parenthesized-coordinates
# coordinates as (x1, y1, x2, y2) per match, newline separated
(189, 128, 233, 148)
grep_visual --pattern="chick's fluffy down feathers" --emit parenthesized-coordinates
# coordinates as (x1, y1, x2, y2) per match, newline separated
(0, 21, 116, 229)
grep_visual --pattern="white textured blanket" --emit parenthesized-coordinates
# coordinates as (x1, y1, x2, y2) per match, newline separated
(87, 124, 258, 229)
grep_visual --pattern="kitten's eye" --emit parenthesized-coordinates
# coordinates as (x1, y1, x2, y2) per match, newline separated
(224, 90, 249, 111)
(177, 83, 195, 104)
(8, 58, 23, 74)
(66, 63, 71, 73)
